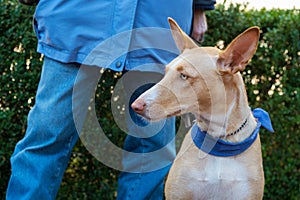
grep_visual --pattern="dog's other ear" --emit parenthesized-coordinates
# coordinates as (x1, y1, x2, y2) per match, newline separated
(217, 26, 260, 74)
(168, 17, 198, 53)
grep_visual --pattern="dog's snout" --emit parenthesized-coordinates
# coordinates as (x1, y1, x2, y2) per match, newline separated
(131, 99, 145, 115)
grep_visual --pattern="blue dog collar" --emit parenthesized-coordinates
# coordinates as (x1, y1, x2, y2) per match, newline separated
(191, 108, 274, 157)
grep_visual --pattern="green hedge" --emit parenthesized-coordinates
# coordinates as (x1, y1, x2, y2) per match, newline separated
(1, 1, 299, 199)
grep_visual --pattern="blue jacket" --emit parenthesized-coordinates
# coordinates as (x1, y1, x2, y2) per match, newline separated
(34, 0, 215, 71)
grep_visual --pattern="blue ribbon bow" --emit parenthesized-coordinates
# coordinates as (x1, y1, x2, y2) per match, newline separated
(191, 108, 274, 157)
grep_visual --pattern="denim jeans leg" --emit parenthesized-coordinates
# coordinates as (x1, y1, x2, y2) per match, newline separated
(117, 117, 175, 200)
(117, 77, 176, 200)
(6, 57, 100, 200)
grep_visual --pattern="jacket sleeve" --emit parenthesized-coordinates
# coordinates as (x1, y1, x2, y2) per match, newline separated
(194, 0, 216, 10)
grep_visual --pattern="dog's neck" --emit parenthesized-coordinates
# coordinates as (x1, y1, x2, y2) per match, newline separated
(194, 73, 257, 143)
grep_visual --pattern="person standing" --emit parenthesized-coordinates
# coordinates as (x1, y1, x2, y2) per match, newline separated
(7, 0, 216, 199)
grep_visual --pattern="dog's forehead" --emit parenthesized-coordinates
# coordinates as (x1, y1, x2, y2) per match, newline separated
(167, 47, 220, 72)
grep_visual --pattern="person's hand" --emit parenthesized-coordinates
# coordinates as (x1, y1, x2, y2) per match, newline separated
(19, 0, 39, 6)
(191, 9, 207, 43)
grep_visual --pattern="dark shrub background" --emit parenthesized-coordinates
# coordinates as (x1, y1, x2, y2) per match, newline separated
(1, 1, 299, 199)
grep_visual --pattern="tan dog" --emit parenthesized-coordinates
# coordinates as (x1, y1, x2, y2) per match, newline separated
(131, 18, 264, 199)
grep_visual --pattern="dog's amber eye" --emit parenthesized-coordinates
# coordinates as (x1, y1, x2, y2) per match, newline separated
(180, 73, 188, 80)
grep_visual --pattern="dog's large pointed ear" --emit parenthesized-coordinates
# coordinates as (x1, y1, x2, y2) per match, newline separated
(168, 17, 198, 53)
(217, 26, 260, 74)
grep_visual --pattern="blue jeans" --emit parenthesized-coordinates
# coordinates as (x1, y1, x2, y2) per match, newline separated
(117, 77, 176, 200)
(6, 57, 175, 199)
(6, 57, 99, 199)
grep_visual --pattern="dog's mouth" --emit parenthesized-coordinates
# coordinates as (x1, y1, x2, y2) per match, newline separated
(142, 109, 182, 121)
(167, 110, 181, 118)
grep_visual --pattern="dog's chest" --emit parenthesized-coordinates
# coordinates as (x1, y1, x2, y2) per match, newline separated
(167, 131, 264, 199)
(185, 152, 252, 199)
(195, 153, 248, 181)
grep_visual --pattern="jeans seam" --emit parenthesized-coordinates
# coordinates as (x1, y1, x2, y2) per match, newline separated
(126, 137, 146, 200)
(48, 135, 75, 197)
